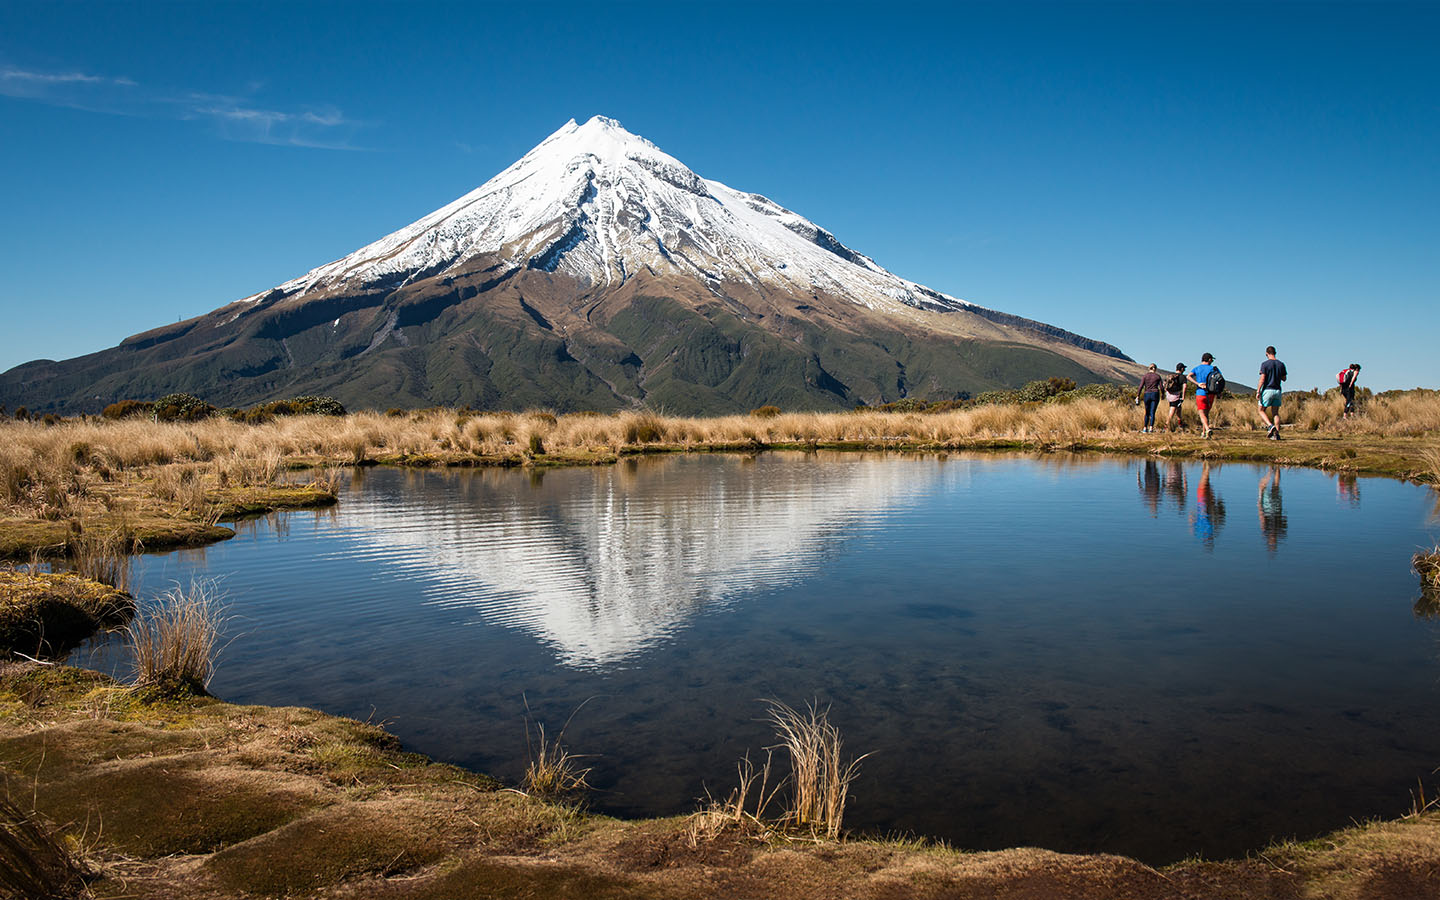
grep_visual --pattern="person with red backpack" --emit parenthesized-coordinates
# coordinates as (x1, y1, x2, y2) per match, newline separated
(1339, 363, 1361, 418)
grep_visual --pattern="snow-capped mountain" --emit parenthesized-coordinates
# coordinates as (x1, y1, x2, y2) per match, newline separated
(2, 116, 1138, 415)
(257, 116, 969, 317)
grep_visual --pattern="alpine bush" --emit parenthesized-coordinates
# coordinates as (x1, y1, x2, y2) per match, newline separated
(102, 399, 155, 420)
(153, 393, 214, 422)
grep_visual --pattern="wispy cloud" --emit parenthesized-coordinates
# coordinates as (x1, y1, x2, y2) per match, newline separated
(0, 65, 370, 150)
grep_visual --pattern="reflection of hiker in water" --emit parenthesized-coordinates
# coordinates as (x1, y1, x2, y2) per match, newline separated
(1191, 463, 1226, 549)
(1336, 472, 1360, 507)
(1257, 466, 1287, 552)
(1163, 461, 1188, 511)
(1138, 459, 1162, 515)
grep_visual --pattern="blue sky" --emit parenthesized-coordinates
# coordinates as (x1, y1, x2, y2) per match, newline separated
(1, 0, 1435, 392)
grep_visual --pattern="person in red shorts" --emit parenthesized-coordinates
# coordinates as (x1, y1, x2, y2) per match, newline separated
(1187, 353, 1221, 439)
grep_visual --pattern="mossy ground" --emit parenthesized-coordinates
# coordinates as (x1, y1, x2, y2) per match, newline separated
(0, 484, 335, 561)
(3, 664, 1440, 899)
(0, 570, 133, 657)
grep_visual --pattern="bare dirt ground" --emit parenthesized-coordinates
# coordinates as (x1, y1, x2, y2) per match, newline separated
(3, 664, 1439, 899)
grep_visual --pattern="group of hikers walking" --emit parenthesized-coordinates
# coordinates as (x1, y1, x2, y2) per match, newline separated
(1134, 348, 1362, 439)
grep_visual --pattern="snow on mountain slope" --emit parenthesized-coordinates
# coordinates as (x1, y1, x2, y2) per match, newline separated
(251, 116, 975, 317)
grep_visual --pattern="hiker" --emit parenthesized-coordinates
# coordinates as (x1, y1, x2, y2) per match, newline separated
(1162, 364, 1188, 431)
(1187, 353, 1224, 439)
(1256, 346, 1287, 440)
(1339, 363, 1361, 418)
(1136, 364, 1164, 433)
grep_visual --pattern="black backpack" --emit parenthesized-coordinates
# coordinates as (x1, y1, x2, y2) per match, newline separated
(1204, 367, 1226, 396)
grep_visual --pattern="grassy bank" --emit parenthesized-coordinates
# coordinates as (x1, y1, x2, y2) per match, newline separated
(1, 388, 1436, 562)
(0, 571, 133, 659)
(3, 662, 1440, 900)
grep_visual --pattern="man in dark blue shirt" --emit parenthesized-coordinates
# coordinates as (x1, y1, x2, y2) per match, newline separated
(1257, 346, 1287, 440)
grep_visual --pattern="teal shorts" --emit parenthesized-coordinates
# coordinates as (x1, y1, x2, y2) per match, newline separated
(1259, 389, 1282, 408)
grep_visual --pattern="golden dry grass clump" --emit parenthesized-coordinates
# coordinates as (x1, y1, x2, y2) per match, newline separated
(519, 697, 595, 802)
(1416, 548, 1440, 594)
(0, 793, 93, 900)
(765, 699, 869, 840)
(520, 720, 593, 801)
(126, 580, 227, 694)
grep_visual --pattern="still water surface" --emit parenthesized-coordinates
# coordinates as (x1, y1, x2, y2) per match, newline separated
(76, 452, 1440, 864)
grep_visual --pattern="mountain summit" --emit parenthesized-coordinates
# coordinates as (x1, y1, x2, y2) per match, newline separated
(2, 116, 1138, 414)
(267, 115, 978, 315)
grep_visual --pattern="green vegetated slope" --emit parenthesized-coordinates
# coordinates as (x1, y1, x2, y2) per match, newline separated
(1, 266, 1130, 416)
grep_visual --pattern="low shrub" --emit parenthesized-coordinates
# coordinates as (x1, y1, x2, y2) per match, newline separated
(102, 399, 155, 420)
(232, 395, 347, 424)
(751, 405, 782, 419)
(974, 389, 1021, 406)
(153, 393, 214, 422)
(1068, 382, 1130, 403)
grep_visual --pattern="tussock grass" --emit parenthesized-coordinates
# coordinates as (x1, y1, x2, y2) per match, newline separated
(126, 580, 227, 694)
(765, 699, 869, 840)
(1421, 445, 1440, 488)
(0, 793, 93, 900)
(66, 528, 132, 591)
(688, 751, 783, 846)
(1415, 548, 1440, 594)
(521, 699, 593, 801)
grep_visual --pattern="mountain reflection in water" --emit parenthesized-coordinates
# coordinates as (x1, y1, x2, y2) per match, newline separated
(331, 454, 947, 668)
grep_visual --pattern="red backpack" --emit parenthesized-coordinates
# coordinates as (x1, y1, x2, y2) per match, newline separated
(1337, 369, 1348, 385)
